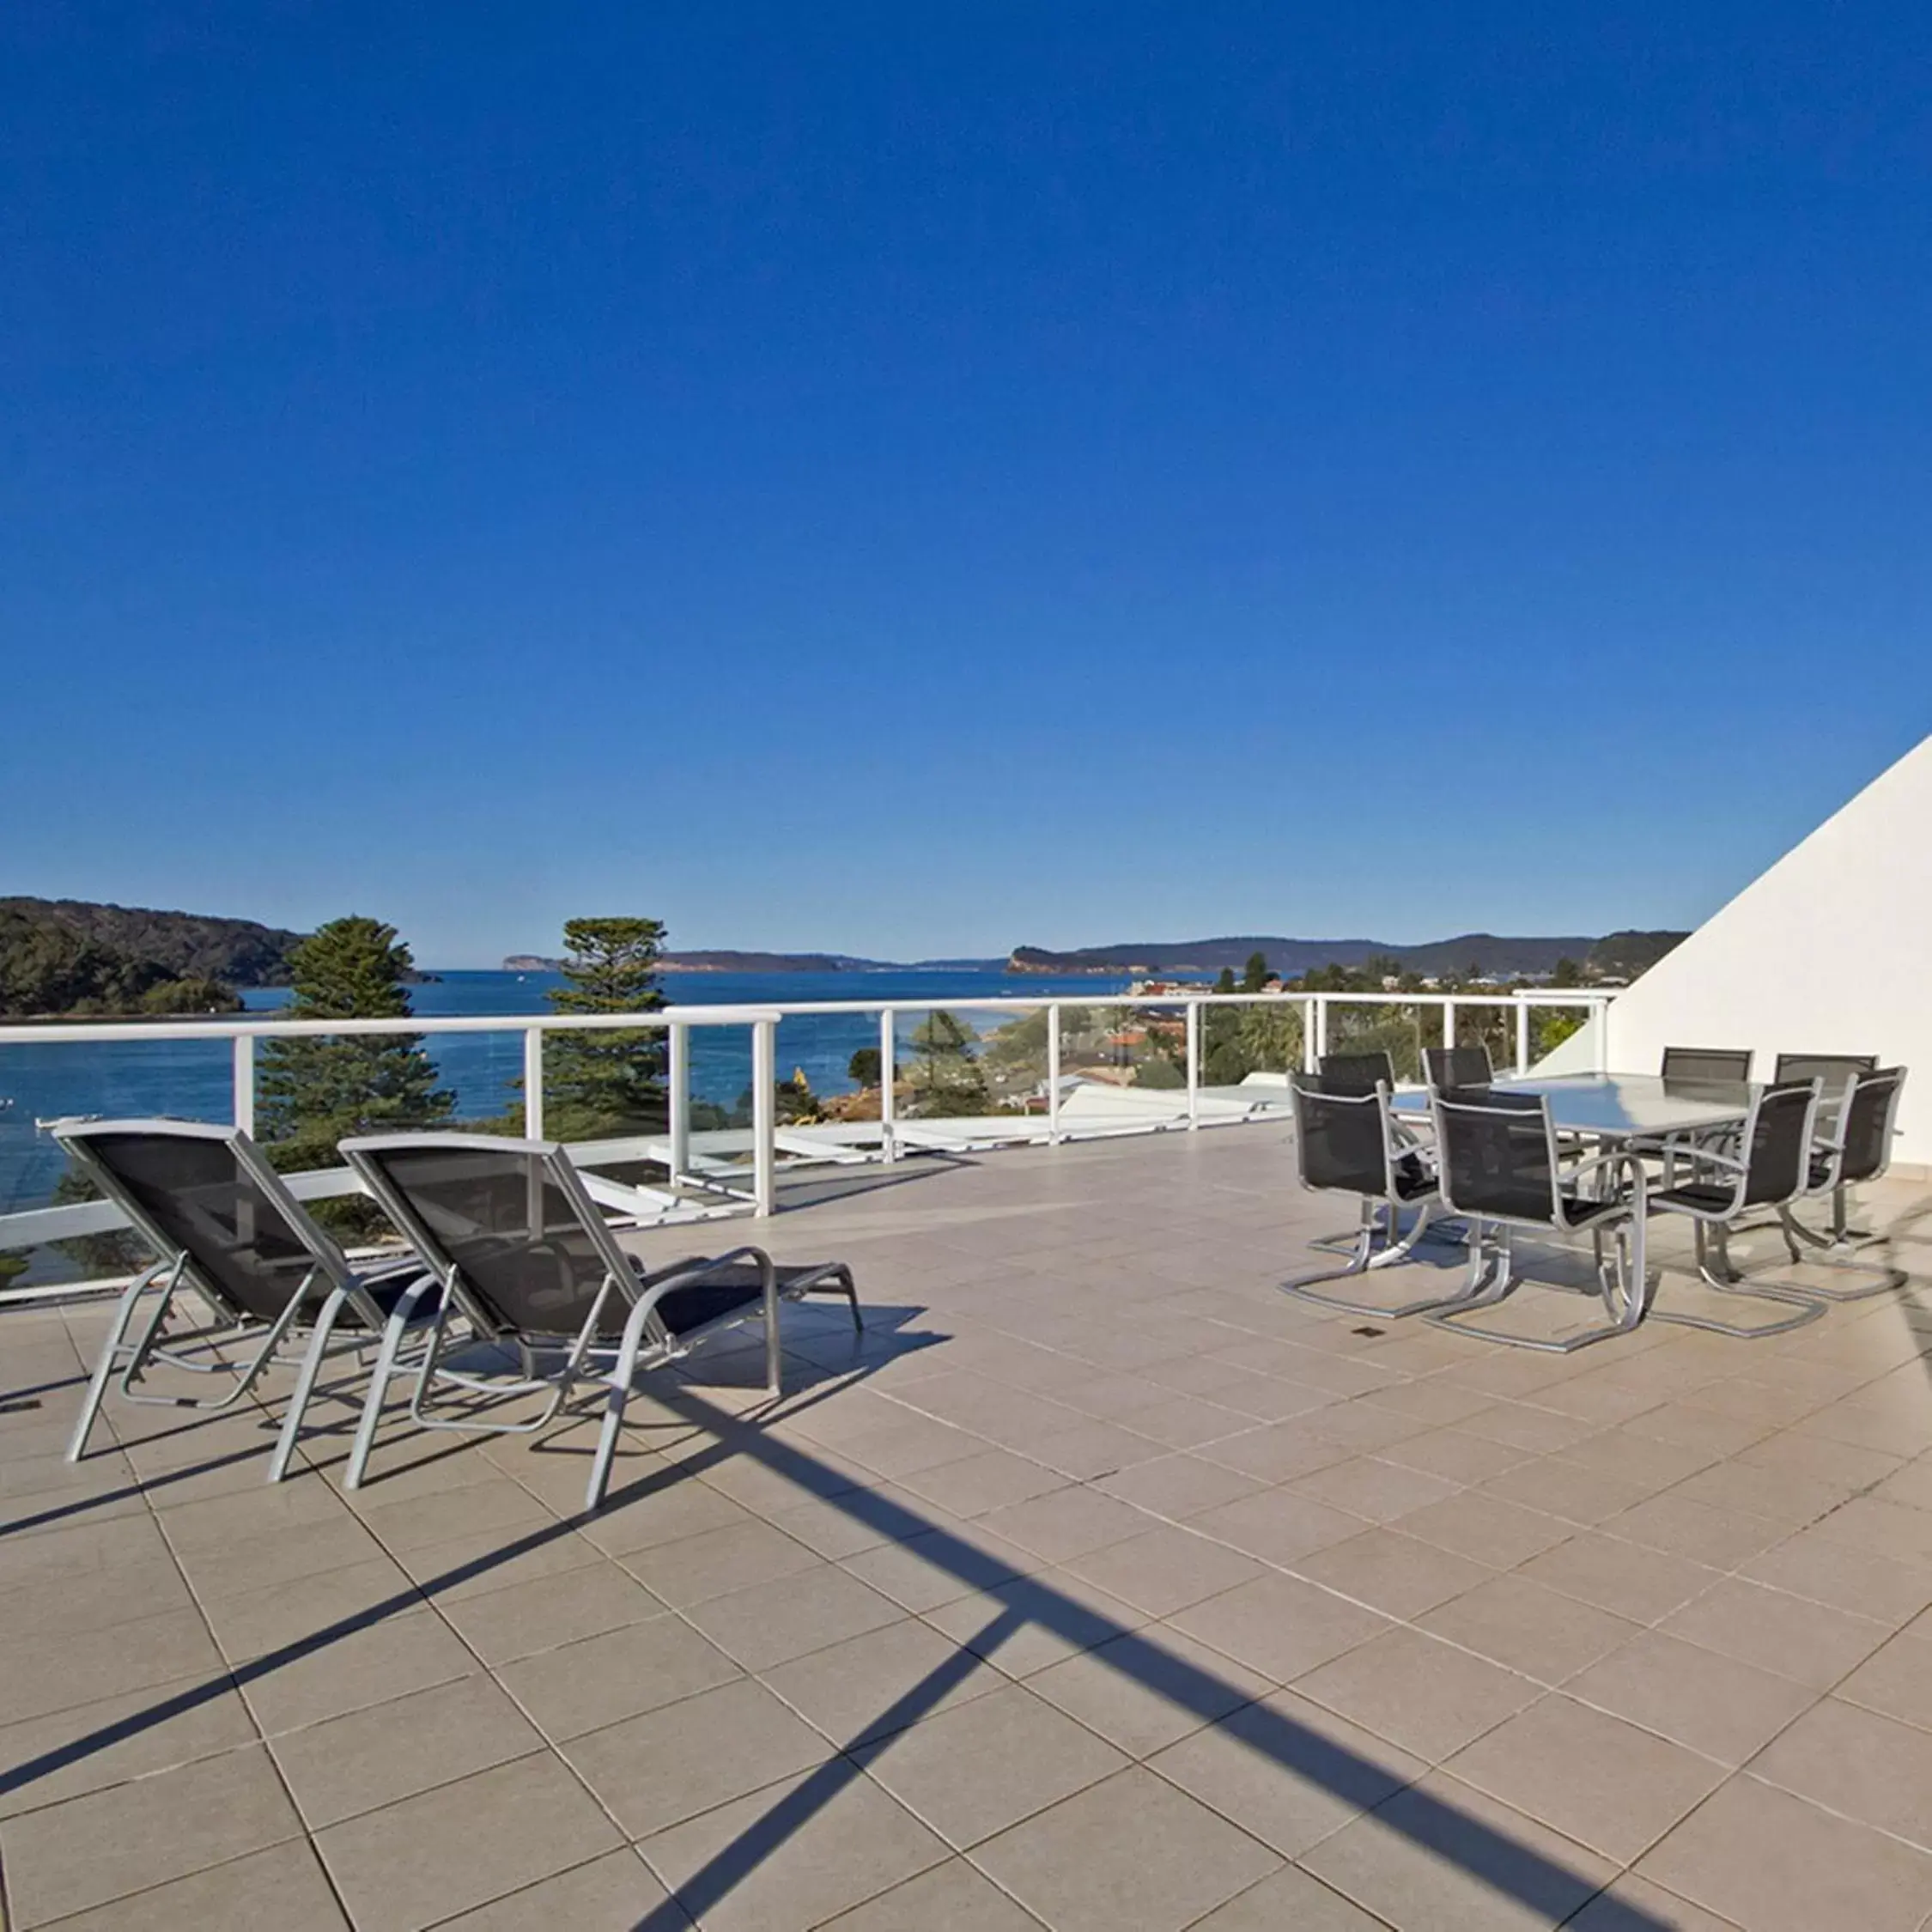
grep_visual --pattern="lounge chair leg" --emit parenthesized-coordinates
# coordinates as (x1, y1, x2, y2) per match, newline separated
(68, 1266, 164, 1463)
(342, 1299, 422, 1492)
(763, 1255, 783, 1398)
(588, 1297, 659, 1513)
(270, 1287, 348, 1483)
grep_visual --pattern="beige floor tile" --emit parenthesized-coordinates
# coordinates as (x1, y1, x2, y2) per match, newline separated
(1060, 1523, 1265, 1617)
(1025, 1626, 1269, 1759)
(564, 1677, 831, 1836)
(1480, 1455, 1653, 1527)
(0, 1557, 197, 1643)
(970, 1766, 1281, 1932)
(0, 1607, 225, 1728)
(270, 1674, 543, 1828)
(683, 1564, 905, 1672)
(428, 1847, 674, 1929)
(616, 1520, 823, 1607)
(0, 1672, 259, 1822)
(495, 1612, 742, 1741)
(237, 1607, 478, 1736)
(1562, 1870, 1743, 1929)
(1637, 1773, 1932, 1932)
(1565, 1632, 1815, 1765)
(639, 1763, 950, 1932)
(975, 1485, 1152, 1563)
(1399, 1490, 1576, 1570)
(395, 1519, 611, 1602)
(895, 1448, 1071, 1516)
(1286, 1453, 1461, 1524)
(1168, 1571, 1390, 1683)
(1024, 1418, 1171, 1480)
(1750, 1695, 1932, 1850)
(816, 1856, 1042, 1929)
(1291, 1528, 1497, 1619)
(841, 1523, 1036, 1613)
(920, 1570, 1151, 1679)
(1188, 1862, 1388, 1929)
(1195, 1421, 1355, 1485)
(1185, 1485, 1368, 1566)
(1837, 1629, 1932, 1729)
(200, 1555, 422, 1664)
(1517, 1533, 1723, 1624)
(1419, 1572, 1642, 1685)
(2, 1742, 301, 1929)
(14, 1840, 349, 1932)
(439, 1558, 665, 1665)
(1444, 1694, 1724, 1862)
(1145, 1686, 1424, 1856)
(1377, 1425, 1535, 1485)
(1093, 1450, 1272, 1517)
(1739, 1522, 1932, 1624)
(855, 1681, 1128, 1847)
(315, 1750, 622, 1932)
(1291, 1625, 1540, 1763)
(574, 1473, 761, 1557)
(1600, 1494, 1788, 1569)
(1302, 1769, 1618, 1932)
(175, 1513, 390, 1604)
(761, 1616, 1004, 1748)
(1660, 1575, 1891, 1689)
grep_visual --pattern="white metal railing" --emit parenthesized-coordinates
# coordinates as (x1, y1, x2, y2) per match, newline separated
(0, 988, 1610, 1302)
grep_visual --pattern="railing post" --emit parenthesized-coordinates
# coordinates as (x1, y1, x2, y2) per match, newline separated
(232, 1035, 255, 1138)
(752, 1018, 776, 1216)
(1302, 997, 1318, 1073)
(1443, 999, 1456, 1048)
(1313, 995, 1329, 1066)
(668, 1021, 690, 1182)
(522, 1026, 544, 1141)
(878, 1010, 897, 1163)
(1516, 999, 1531, 1076)
(1593, 998, 1610, 1073)
(1185, 999, 1200, 1129)
(1047, 1004, 1062, 1145)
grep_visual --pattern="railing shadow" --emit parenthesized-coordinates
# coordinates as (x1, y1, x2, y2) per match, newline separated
(0, 1312, 1668, 1931)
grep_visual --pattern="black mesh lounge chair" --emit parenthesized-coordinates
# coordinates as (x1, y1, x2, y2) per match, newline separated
(1424, 1045, 1493, 1091)
(1775, 1066, 1909, 1299)
(1660, 1047, 1754, 1083)
(1284, 1072, 1471, 1317)
(53, 1119, 440, 1481)
(1647, 1080, 1827, 1337)
(1425, 1088, 1648, 1352)
(338, 1133, 860, 1510)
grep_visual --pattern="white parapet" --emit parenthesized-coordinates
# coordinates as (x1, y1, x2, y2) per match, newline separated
(1540, 733, 1932, 1163)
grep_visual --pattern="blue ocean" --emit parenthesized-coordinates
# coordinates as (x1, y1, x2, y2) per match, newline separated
(0, 966, 1149, 1212)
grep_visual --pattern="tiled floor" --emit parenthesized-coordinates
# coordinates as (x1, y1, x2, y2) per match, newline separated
(5, 1126, 1932, 1929)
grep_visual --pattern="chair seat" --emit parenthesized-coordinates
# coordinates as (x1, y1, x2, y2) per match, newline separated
(1557, 1193, 1626, 1227)
(1654, 1183, 1741, 1215)
(333, 1267, 440, 1329)
(1394, 1157, 1435, 1201)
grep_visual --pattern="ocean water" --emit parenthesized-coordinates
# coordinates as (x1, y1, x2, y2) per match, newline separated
(0, 965, 1152, 1213)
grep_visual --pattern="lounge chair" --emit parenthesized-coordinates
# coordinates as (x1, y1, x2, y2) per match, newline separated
(337, 1132, 860, 1510)
(54, 1118, 440, 1481)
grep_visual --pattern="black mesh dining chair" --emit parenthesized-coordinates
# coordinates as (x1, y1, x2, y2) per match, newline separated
(1424, 1088, 1649, 1352)
(340, 1133, 860, 1510)
(1647, 1080, 1827, 1336)
(1284, 1072, 1467, 1317)
(1660, 1047, 1754, 1084)
(1320, 1052, 1396, 1093)
(1424, 1045, 1493, 1091)
(1775, 1066, 1909, 1298)
(53, 1119, 440, 1481)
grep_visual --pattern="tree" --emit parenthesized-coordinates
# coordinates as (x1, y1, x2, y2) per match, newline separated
(903, 1010, 990, 1116)
(1551, 957, 1583, 988)
(848, 1046, 882, 1090)
(540, 917, 668, 1140)
(257, 918, 453, 1226)
(1213, 966, 1236, 995)
(1242, 951, 1271, 993)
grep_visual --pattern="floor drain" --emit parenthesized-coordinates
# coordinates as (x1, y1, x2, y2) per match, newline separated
(1351, 1325, 1387, 1338)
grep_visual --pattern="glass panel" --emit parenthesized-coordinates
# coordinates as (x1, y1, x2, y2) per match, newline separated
(1453, 1005, 1516, 1079)
(1057, 1001, 1189, 1129)
(1530, 1004, 1589, 1061)
(975, 1005, 1053, 1119)
(894, 1008, 996, 1122)
(1324, 1002, 1424, 1082)
(1198, 994, 1305, 1089)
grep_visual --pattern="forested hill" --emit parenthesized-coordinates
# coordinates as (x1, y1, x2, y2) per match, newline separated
(0, 898, 302, 986)
(1010, 931, 1686, 979)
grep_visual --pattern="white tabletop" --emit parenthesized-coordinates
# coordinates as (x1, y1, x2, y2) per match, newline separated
(1390, 1072, 1756, 1138)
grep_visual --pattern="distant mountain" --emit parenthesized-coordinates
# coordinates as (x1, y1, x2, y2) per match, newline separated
(0, 897, 302, 987)
(1009, 932, 1685, 980)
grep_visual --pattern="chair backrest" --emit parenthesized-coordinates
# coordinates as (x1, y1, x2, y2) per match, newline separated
(341, 1133, 642, 1343)
(1737, 1082, 1820, 1208)
(1290, 1073, 1404, 1200)
(1838, 1067, 1906, 1185)
(1661, 1046, 1753, 1084)
(1772, 1053, 1876, 1102)
(1319, 1052, 1394, 1094)
(52, 1119, 356, 1325)
(1429, 1089, 1560, 1226)
(1424, 1044, 1493, 1091)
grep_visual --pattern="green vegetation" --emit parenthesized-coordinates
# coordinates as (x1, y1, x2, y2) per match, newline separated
(902, 1010, 992, 1116)
(538, 918, 669, 1140)
(257, 918, 453, 1230)
(0, 907, 243, 1018)
(0, 898, 303, 988)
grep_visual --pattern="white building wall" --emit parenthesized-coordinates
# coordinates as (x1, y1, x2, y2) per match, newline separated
(1539, 734, 1932, 1163)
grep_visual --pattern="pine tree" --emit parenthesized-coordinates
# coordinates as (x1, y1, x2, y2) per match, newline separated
(257, 918, 453, 1208)
(540, 917, 667, 1139)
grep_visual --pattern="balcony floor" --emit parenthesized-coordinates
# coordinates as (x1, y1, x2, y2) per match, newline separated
(5, 1126, 1932, 1929)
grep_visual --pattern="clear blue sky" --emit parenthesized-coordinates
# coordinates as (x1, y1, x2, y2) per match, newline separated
(5, 4, 1929, 965)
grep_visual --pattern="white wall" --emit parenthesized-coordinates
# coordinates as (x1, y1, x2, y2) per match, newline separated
(1539, 734, 1932, 1163)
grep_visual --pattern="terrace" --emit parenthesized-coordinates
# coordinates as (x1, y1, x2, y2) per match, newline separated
(4, 1114, 1932, 1929)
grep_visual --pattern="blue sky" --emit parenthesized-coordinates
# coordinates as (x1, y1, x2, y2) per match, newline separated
(4, 3, 1929, 965)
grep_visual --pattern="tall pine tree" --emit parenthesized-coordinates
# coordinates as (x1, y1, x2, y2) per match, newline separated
(540, 917, 668, 1139)
(258, 917, 453, 1180)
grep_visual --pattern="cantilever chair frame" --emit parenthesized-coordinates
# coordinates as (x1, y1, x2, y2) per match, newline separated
(340, 1132, 859, 1510)
(55, 1117, 436, 1483)
(1284, 1074, 1471, 1319)
(1776, 1066, 1908, 1299)
(1425, 1089, 1651, 1353)
(1644, 1079, 1826, 1339)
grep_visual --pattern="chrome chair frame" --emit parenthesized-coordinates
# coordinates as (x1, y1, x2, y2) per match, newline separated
(1776, 1066, 1909, 1299)
(54, 1118, 438, 1482)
